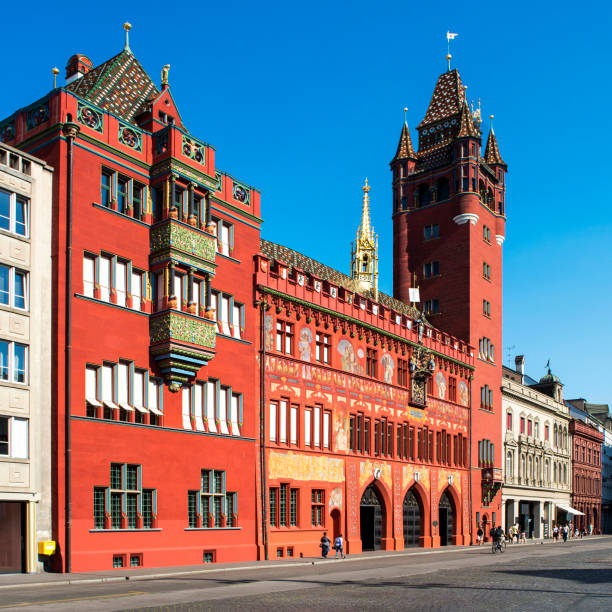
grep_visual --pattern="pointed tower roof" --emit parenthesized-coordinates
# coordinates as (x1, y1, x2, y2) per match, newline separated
(457, 98, 480, 138)
(357, 178, 375, 247)
(484, 119, 506, 167)
(66, 50, 159, 124)
(392, 121, 417, 162)
(417, 69, 465, 129)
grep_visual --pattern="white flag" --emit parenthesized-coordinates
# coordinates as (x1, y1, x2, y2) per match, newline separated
(447, 31, 458, 41)
(409, 288, 420, 303)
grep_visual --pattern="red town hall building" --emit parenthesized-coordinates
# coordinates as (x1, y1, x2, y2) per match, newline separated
(0, 29, 505, 570)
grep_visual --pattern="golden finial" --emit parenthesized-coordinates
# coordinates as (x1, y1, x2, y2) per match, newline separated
(123, 22, 132, 52)
(404, 107, 408, 123)
(490, 114, 495, 132)
(362, 178, 370, 194)
(161, 64, 171, 86)
(52, 67, 59, 89)
(446, 53, 452, 71)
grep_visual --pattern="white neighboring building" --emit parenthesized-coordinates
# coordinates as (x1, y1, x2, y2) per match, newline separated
(0, 143, 52, 572)
(501, 357, 572, 538)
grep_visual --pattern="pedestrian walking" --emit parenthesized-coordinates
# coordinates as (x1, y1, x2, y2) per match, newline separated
(562, 524, 569, 543)
(334, 533, 345, 558)
(552, 524, 559, 542)
(476, 527, 484, 546)
(319, 532, 331, 558)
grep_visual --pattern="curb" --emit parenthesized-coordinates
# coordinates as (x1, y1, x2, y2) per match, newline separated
(0, 535, 606, 591)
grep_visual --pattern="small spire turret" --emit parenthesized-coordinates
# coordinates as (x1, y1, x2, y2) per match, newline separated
(351, 179, 378, 297)
(484, 115, 506, 167)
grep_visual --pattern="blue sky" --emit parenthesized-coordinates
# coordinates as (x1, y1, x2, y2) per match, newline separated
(3, 1, 610, 404)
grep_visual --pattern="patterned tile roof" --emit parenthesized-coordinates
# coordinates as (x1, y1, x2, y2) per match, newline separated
(260, 239, 421, 318)
(417, 69, 464, 129)
(484, 128, 506, 167)
(66, 51, 159, 124)
(392, 121, 417, 162)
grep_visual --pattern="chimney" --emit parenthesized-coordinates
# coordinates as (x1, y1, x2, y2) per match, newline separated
(515, 355, 525, 382)
(65, 54, 93, 85)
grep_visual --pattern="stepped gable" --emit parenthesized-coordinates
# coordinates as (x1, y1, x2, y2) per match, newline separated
(66, 50, 158, 123)
(260, 239, 420, 318)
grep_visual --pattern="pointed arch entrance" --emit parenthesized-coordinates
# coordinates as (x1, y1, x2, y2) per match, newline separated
(360, 484, 384, 551)
(403, 487, 422, 547)
(438, 490, 455, 546)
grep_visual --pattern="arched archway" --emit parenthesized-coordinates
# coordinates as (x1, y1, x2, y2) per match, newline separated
(438, 489, 457, 546)
(330, 508, 341, 540)
(403, 487, 424, 547)
(360, 484, 385, 551)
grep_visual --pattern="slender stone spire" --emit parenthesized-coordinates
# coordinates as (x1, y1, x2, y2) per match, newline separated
(351, 179, 378, 297)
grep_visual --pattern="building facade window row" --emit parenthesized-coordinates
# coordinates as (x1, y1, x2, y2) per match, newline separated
(187, 469, 237, 529)
(181, 380, 242, 436)
(268, 400, 331, 450)
(268, 485, 327, 529)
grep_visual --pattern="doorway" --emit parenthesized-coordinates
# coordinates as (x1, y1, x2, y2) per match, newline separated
(360, 485, 383, 551)
(0, 502, 25, 573)
(439, 491, 454, 546)
(403, 488, 421, 547)
(331, 508, 341, 540)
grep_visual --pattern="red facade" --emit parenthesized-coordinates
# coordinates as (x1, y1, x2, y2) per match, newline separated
(0, 42, 508, 570)
(570, 419, 603, 533)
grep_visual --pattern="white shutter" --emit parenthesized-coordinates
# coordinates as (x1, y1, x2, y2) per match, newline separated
(290, 404, 297, 444)
(219, 387, 229, 434)
(193, 280, 200, 314)
(133, 371, 146, 412)
(131, 272, 142, 311)
(117, 363, 130, 407)
(220, 296, 230, 335)
(231, 393, 240, 436)
(279, 400, 287, 443)
(211, 292, 217, 315)
(83, 256, 95, 298)
(206, 381, 217, 432)
(269, 402, 277, 442)
(11, 417, 28, 459)
(194, 382, 205, 431)
(148, 379, 162, 415)
(232, 304, 241, 338)
(99, 257, 111, 302)
(220, 223, 230, 255)
(85, 366, 100, 406)
(314, 406, 321, 447)
(102, 364, 118, 409)
(323, 412, 330, 449)
(116, 262, 127, 307)
(182, 387, 192, 430)
(304, 408, 312, 446)
(174, 273, 182, 307)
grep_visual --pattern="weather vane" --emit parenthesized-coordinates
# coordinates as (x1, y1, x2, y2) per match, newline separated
(446, 31, 458, 70)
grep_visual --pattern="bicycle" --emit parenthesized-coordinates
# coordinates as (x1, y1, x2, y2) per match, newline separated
(491, 537, 506, 553)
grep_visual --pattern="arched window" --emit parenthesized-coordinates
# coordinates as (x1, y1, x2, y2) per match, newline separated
(528, 456, 533, 480)
(553, 463, 557, 482)
(506, 451, 513, 480)
(362, 255, 368, 273)
(436, 177, 450, 201)
(563, 464, 567, 485)
(544, 459, 549, 482)
(554, 425, 558, 447)
(417, 184, 431, 207)
(487, 188, 494, 211)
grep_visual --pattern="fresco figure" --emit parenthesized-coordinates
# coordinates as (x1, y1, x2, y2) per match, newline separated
(436, 371, 447, 399)
(264, 314, 274, 351)
(381, 352, 395, 384)
(458, 381, 468, 407)
(334, 411, 349, 452)
(298, 327, 313, 362)
(337, 339, 363, 375)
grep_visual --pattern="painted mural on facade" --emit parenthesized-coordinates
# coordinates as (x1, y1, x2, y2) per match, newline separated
(268, 451, 344, 483)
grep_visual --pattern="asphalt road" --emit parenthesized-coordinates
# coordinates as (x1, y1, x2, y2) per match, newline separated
(1, 538, 610, 611)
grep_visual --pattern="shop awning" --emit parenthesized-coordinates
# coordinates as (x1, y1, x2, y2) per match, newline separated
(556, 504, 585, 516)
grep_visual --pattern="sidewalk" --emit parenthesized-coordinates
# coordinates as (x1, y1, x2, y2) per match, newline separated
(0, 535, 607, 591)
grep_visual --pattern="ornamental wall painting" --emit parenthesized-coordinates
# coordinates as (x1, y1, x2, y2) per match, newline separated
(329, 487, 343, 511)
(264, 314, 274, 351)
(268, 451, 344, 483)
(0, 121, 15, 143)
(26, 103, 49, 131)
(458, 381, 468, 407)
(77, 103, 103, 132)
(337, 339, 364, 375)
(402, 464, 430, 493)
(435, 371, 447, 399)
(333, 408, 349, 452)
(298, 326, 313, 379)
(437, 469, 462, 495)
(118, 124, 142, 151)
(359, 459, 392, 491)
(380, 352, 395, 384)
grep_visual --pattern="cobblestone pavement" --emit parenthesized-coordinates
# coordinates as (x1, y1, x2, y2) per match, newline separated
(1, 538, 610, 611)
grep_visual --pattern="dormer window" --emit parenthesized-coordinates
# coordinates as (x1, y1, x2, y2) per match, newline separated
(158, 111, 174, 125)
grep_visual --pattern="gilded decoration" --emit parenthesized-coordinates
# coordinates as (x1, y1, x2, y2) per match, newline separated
(438, 469, 462, 495)
(118, 123, 142, 151)
(410, 345, 434, 406)
(77, 102, 103, 132)
(150, 220, 216, 264)
(268, 451, 344, 483)
(150, 311, 216, 348)
(359, 459, 392, 491)
(329, 487, 343, 511)
(402, 464, 430, 493)
(182, 135, 205, 164)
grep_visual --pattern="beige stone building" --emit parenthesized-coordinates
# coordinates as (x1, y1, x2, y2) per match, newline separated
(0, 143, 52, 572)
(501, 356, 572, 538)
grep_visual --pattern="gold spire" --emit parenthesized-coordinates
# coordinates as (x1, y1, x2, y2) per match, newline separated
(52, 67, 59, 89)
(123, 22, 132, 52)
(351, 179, 378, 297)
(161, 64, 170, 86)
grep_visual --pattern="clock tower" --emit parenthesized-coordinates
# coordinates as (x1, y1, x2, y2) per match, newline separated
(391, 65, 507, 539)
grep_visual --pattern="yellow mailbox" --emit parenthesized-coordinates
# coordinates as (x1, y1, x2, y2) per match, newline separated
(38, 540, 56, 556)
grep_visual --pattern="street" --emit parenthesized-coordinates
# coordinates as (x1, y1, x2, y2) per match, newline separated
(0, 537, 610, 611)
